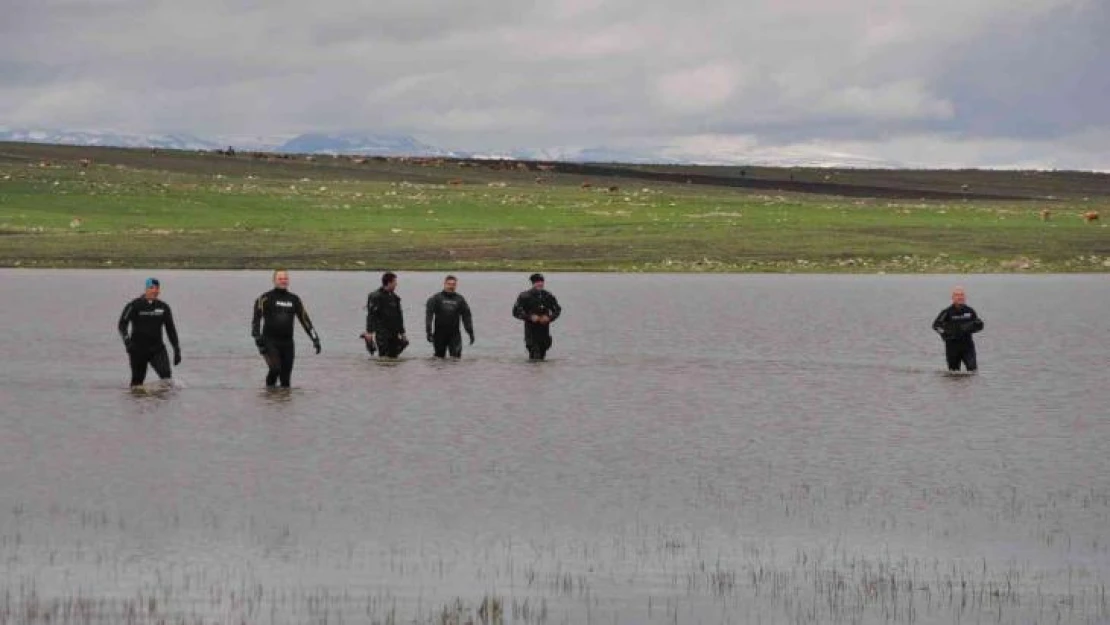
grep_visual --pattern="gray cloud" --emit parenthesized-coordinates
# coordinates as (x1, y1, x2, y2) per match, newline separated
(2, 0, 1107, 168)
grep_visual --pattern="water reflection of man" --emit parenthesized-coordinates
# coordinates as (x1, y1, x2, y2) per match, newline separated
(931, 286, 984, 372)
(512, 273, 562, 360)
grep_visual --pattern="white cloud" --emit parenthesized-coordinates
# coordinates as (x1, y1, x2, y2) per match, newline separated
(655, 63, 745, 114)
(0, 0, 1106, 167)
(817, 81, 955, 121)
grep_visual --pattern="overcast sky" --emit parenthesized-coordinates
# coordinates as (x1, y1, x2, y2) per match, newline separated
(3, 0, 1108, 168)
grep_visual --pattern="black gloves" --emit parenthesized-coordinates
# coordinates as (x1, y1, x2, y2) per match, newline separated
(123, 336, 132, 352)
(254, 336, 267, 354)
(427, 332, 434, 343)
(468, 333, 475, 345)
(173, 346, 182, 366)
(312, 338, 322, 355)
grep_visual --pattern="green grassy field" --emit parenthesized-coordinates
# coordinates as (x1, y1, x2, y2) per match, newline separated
(1, 142, 1107, 272)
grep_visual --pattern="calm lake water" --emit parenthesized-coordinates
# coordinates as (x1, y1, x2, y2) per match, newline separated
(0, 269, 1107, 625)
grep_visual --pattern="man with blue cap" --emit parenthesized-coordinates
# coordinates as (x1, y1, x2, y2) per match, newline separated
(118, 277, 182, 387)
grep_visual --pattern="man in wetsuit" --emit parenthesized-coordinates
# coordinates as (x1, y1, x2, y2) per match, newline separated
(512, 273, 561, 360)
(362, 272, 408, 359)
(251, 269, 321, 387)
(932, 286, 984, 372)
(118, 277, 182, 387)
(425, 275, 475, 358)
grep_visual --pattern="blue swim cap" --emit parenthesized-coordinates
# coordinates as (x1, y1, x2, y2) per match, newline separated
(145, 277, 160, 288)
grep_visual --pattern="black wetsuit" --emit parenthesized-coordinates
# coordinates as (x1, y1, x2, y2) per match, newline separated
(367, 287, 407, 358)
(251, 288, 319, 387)
(512, 287, 562, 360)
(425, 291, 474, 358)
(932, 304, 984, 371)
(118, 297, 180, 386)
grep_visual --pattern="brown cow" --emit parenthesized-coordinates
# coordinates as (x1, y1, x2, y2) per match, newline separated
(607, 185, 620, 193)
(448, 179, 463, 186)
(1039, 209, 1051, 221)
(1083, 210, 1100, 223)
(79, 158, 91, 168)
(581, 182, 593, 189)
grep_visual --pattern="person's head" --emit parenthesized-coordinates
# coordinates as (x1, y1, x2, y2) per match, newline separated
(443, 275, 458, 293)
(382, 271, 398, 291)
(143, 277, 161, 300)
(529, 273, 545, 290)
(951, 286, 966, 307)
(273, 269, 290, 290)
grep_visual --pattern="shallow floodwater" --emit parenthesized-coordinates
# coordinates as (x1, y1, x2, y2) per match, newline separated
(0, 270, 1107, 625)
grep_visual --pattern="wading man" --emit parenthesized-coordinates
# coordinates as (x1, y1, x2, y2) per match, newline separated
(251, 269, 321, 387)
(425, 275, 475, 358)
(512, 273, 561, 360)
(931, 286, 984, 372)
(363, 272, 408, 359)
(118, 277, 182, 388)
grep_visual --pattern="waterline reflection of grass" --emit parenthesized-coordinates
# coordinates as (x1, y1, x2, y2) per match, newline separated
(3, 483, 1107, 624)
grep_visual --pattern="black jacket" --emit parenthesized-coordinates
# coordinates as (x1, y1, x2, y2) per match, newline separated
(367, 288, 406, 335)
(426, 291, 474, 338)
(932, 304, 984, 342)
(252, 288, 317, 342)
(512, 288, 562, 325)
(118, 297, 180, 348)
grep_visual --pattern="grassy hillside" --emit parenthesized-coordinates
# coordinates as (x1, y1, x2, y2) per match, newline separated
(1, 142, 1107, 272)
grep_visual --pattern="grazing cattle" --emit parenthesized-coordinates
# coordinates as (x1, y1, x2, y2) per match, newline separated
(79, 158, 91, 168)
(305, 155, 316, 162)
(1040, 209, 1052, 221)
(1083, 210, 1100, 223)
(448, 179, 463, 186)
(69, 217, 83, 229)
(607, 185, 620, 193)
(535, 177, 547, 184)
(581, 182, 593, 189)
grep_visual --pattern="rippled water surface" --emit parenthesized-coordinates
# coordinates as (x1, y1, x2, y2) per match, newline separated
(1, 270, 1108, 624)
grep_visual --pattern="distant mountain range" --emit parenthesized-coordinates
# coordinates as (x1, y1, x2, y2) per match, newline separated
(276, 132, 460, 157)
(0, 128, 218, 151)
(0, 126, 900, 168)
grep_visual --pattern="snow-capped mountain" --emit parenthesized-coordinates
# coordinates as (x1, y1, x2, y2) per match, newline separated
(506, 144, 900, 168)
(506, 146, 686, 165)
(0, 126, 902, 168)
(276, 132, 460, 157)
(0, 128, 218, 150)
